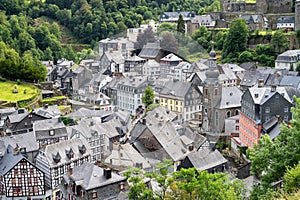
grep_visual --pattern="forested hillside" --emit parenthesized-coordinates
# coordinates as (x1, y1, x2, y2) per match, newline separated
(0, 0, 219, 81)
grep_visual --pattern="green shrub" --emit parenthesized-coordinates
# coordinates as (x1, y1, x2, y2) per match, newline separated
(17, 79, 21, 85)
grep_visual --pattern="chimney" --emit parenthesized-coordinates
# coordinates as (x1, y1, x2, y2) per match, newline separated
(271, 85, 276, 92)
(103, 168, 112, 179)
(58, 117, 62, 123)
(90, 121, 94, 126)
(44, 104, 49, 109)
(142, 118, 146, 125)
(209, 141, 216, 151)
(258, 79, 264, 87)
(155, 113, 159, 118)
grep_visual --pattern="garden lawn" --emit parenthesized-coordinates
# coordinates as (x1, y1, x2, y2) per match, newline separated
(0, 81, 39, 102)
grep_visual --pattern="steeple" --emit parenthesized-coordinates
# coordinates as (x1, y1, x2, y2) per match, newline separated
(207, 42, 217, 69)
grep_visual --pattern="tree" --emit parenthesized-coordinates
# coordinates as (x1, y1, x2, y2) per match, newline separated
(192, 26, 212, 50)
(160, 32, 178, 53)
(142, 86, 154, 108)
(284, 163, 300, 193)
(222, 18, 249, 61)
(177, 14, 185, 34)
(248, 97, 300, 198)
(238, 51, 254, 63)
(135, 27, 156, 50)
(271, 30, 289, 54)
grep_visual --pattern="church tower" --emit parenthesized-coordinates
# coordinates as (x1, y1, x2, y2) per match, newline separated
(202, 45, 222, 133)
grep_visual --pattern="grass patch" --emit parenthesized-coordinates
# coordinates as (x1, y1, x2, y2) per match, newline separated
(41, 96, 67, 103)
(0, 81, 39, 102)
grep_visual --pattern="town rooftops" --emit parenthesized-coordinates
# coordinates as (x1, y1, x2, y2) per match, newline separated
(280, 76, 300, 89)
(63, 162, 126, 190)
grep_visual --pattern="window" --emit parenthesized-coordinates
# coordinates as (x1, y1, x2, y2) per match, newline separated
(265, 107, 270, 113)
(214, 89, 218, 95)
(226, 111, 231, 118)
(92, 191, 98, 199)
(235, 126, 239, 131)
(284, 107, 289, 113)
(13, 187, 21, 194)
(49, 130, 55, 136)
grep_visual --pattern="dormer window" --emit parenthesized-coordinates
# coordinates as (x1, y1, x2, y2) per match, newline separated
(49, 130, 55, 136)
(52, 152, 61, 163)
(66, 148, 74, 159)
(78, 145, 86, 155)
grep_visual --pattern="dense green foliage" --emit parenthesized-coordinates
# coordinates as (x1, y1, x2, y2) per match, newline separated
(142, 86, 155, 108)
(125, 160, 245, 200)
(222, 18, 249, 62)
(247, 98, 300, 199)
(0, 0, 220, 44)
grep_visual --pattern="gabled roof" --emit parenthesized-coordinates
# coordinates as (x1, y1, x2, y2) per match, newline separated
(0, 131, 38, 155)
(191, 15, 214, 24)
(139, 42, 161, 59)
(159, 80, 191, 98)
(160, 53, 182, 62)
(125, 55, 145, 62)
(277, 16, 295, 24)
(104, 51, 124, 64)
(217, 87, 242, 109)
(187, 148, 227, 171)
(63, 163, 126, 190)
(248, 86, 300, 105)
(67, 107, 112, 119)
(34, 118, 67, 140)
(0, 145, 41, 175)
(33, 105, 61, 119)
(280, 76, 300, 88)
(44, 138, 90, 168)
(105, 143, 151, 169)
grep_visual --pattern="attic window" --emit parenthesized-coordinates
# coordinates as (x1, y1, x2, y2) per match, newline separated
(78, 145, 86, 155)
(254, 94, 259, 98)
(65, 148, 74, 159)
(49, 130, 55, 136)
(52, 152, 61, 163)
(229, 93, 233, 96)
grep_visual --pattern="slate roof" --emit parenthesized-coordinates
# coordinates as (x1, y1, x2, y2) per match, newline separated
(160, 53, 182, 62)
(0, 107, 16, 115)
(191, 15, 214, 24)
(248, 86, 300, 105)
(125, 55, 145, 62)
(280, 76, 300, 88)
(160, 11, 195, 21)
(105, 143, 151, 169)
(0, 131, 38, 155)
(33, 105, 61, 118)
(277, 16, 295, 24)
(240, 14, 262, 24)
(104, 51, 124, 64)
(44, 138, 90, 168)
(117, 76, 149, 89)
(34, 118, 67, 140)
(7, 111, 29, 124)
(217, 87, 242, 109)
(67, 107, 112, 119)
(139, 42, 161, 59)
(159, 81, 191, 98)
(0, 145, 26, 175)
(276, 50, 300, 63)
(187, 148, 227, 171)
(240, 70, 269, 87)
(63, 162, 126, 190)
